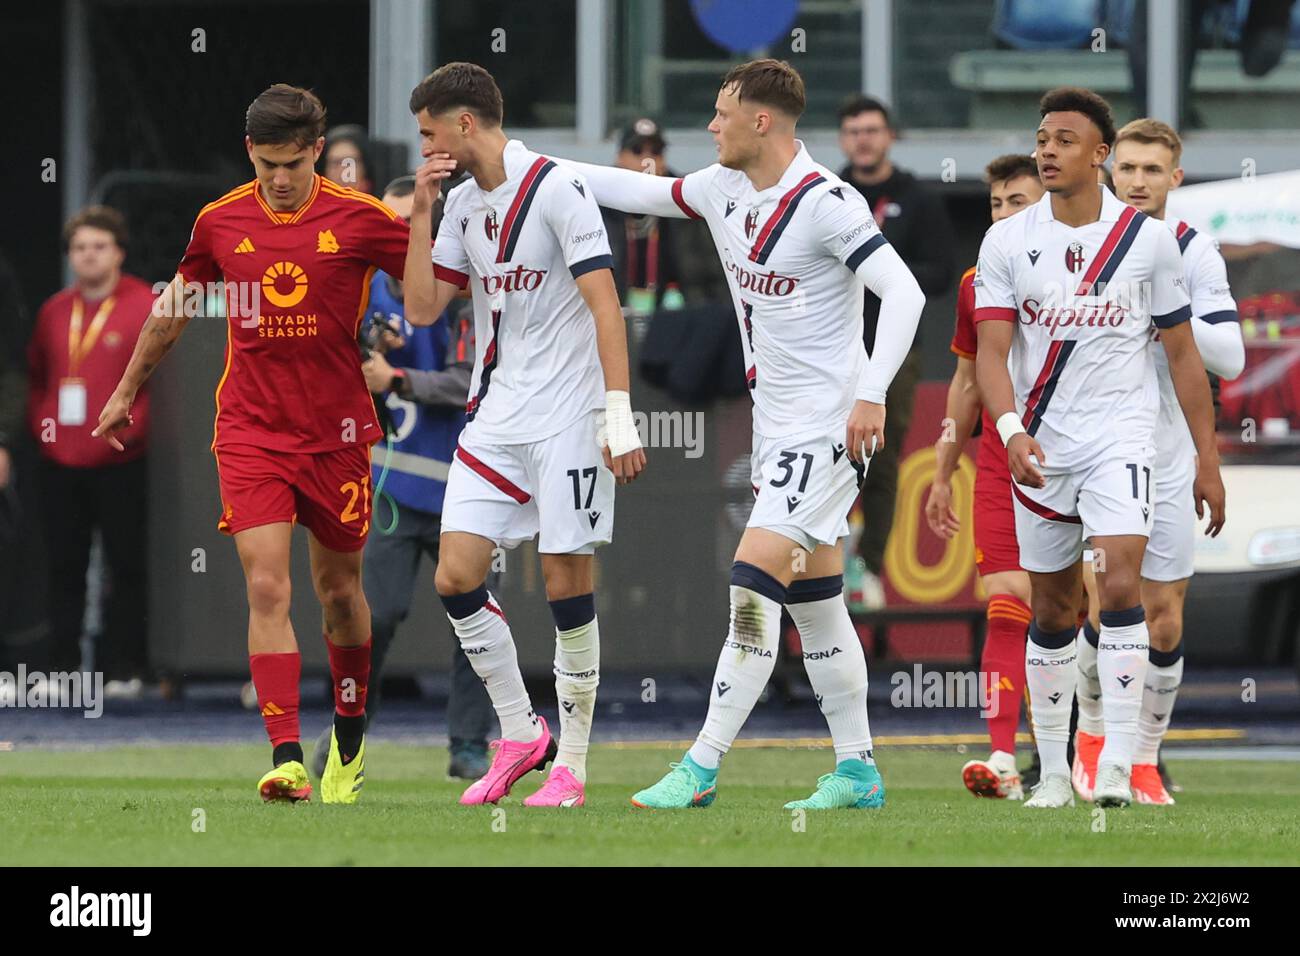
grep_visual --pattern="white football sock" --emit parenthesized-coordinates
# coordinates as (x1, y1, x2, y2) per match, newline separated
(1135, 643, 1183, 765)
(1025, 623, 1078, 779)
(1096, 607, 1150, 771)
(1076, 621, 1105, 735)
(690, 564, 786, 770)
(786, 581, 874, 765)
(551, 601, 600, 782)
(441, 587, 540, 743)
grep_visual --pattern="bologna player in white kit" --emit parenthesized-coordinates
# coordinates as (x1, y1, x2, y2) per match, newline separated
(974, 88, 1225, 809)
(1073, 119, 1244, 805)
(401, 63, 646, 808)
(561, 59, 924, 810)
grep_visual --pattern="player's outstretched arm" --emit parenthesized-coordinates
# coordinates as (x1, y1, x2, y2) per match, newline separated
(925, 356, 981, 539)
(975, 319, 1044, 489)
(93, 274, 192, 451)
(556, 159, 692, 219)
(850, 242, 924, 464)
(575, 268, 646, 485)
(403, 153, 462, 327)
(1161, 321, 1226, 536)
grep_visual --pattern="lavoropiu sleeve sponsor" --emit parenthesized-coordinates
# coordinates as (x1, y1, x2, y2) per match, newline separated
(1188, 238, 1238, 326)
(818, 187, 887, 271)
(544, 173, 615, 278)
(972, 226, 1017, 323)
(1150, 225, 1191, 329)
(432, 195, 471, 290)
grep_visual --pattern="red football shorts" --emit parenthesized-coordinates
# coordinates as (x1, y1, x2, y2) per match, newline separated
(972, 431, 1023, 576)
(215, 444, 373, 552)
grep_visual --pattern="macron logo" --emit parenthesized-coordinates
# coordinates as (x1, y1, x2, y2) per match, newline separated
(50, 886, 151, 936)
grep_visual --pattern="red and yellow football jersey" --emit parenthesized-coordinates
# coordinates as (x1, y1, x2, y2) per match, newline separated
(178, 175, 409, 453)
(949, 263, 1000, 443)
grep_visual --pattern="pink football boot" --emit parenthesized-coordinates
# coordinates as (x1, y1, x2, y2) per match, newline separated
(459, 716, 557, 805)
(523, 765, 586, 807)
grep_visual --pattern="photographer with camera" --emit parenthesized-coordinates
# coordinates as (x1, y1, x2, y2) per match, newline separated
(311, 175, 494, 780)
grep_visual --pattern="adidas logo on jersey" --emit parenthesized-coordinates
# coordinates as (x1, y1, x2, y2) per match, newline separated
(234, 237, 255, 253)
(260, 701, 284, 716)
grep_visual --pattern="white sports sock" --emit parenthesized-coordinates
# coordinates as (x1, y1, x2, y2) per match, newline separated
(1135, 644, 1183, 765)
(692, 567, 785, 769)
(786, 585, 874, 765)
(442, 588, 540, 743)
(1076, 621, 1105, 735)
(1025, 624, 1078, 779)
(552, 612, 600, 782)
(1096, 607, 1150, 771)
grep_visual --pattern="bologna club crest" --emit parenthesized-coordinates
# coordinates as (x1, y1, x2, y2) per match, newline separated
(1065, 240, 1085, 273)
(485, 209, 500, 241)
(744, 208, 760, 239)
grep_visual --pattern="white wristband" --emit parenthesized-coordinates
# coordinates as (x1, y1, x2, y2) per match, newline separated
(996, 411, 1026, 446)
(603, 390, 642, 457)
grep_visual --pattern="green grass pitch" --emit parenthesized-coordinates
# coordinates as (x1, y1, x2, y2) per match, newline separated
(1, 744, 1295, 865)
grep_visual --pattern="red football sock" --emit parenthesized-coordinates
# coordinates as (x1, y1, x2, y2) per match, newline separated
(982, 594, 1031, 754)
(249, 652, 301, 747)
(326, 636, 371, 718)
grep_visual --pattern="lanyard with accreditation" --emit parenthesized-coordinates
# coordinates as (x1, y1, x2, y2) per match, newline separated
(59, 294, 116, 427)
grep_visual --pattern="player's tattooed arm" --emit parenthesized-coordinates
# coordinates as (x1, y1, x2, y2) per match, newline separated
(1160, 321, 1226, 536)
(575, 268, 646, 485)
(93, 274, 193, 451)
(926, 356, 981, 539)
(975, 319, 1045, 489)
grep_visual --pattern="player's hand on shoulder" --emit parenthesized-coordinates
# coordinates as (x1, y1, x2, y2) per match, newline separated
(1006, 433, 1045, 488)
(413, 153, 457, 213)
(847, 400, 885, 464)
(91, 390, 134, 452)
(1194, 458, 1226, 537)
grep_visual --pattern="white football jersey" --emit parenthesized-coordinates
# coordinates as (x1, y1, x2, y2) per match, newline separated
(1152, 218, 1239, 468)
(433, 140, 614, 445)
(973, 186, 1191, 470)
(671, 143, 889, 440)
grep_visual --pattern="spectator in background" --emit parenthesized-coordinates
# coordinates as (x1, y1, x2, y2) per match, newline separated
(837, 95, 955, 609)
(602, 118, 727, 311)
(27, 206, 156, 693)
(322, 124, 376, 195)
(311, 176, 495, 781)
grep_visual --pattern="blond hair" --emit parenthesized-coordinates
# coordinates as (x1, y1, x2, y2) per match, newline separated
(1115, 118, 1182, 168)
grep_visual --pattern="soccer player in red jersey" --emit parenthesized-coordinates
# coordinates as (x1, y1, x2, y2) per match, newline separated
(925, 154, 1044, 800)
(94, 85, 450, 803)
